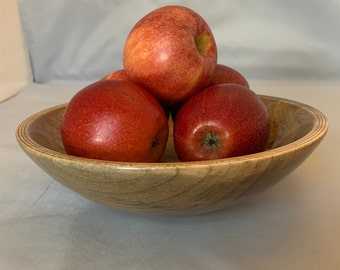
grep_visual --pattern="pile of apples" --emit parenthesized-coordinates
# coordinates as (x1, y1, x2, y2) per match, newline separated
(61, 5, 270, 163)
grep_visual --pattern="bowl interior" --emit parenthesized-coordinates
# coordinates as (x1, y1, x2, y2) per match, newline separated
(26, 96, 317, 161)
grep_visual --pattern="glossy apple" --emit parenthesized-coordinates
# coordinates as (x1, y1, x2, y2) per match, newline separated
(101, 69, 171, 118)
(170, 64, 249, 120)
(123, 5, 217, 104)
(173, 84, 270, 161)
(61, 80, 169, 162)
(101, 69, 130, 81)
(210, 64, 249, 87)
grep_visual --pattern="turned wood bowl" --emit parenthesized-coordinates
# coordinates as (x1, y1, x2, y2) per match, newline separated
(16, 95, 328, 215)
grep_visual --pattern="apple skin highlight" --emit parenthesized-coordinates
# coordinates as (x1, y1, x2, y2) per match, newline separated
(123, 5, 217, 104)
(173, 84, 270, 161)
(61, 80, 169, 162)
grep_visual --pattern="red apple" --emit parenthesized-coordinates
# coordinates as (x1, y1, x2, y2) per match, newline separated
(61, 80, 169, 162)
(101, 69, 171, 118)
(170, 64, 250, 120)
(101, 69, 130, 81)
(173, 84, 270, 161)
(210, 64, 249, 88)
(123, 5, 217, 104)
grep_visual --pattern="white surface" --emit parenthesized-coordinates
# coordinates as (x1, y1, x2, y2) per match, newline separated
(0, 81, 339, 270)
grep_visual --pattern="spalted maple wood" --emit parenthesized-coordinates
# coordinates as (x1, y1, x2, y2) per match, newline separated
(16, 96, 328, 215)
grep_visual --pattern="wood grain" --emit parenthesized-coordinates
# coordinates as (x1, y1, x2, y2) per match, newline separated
(16, 96, 328, 215)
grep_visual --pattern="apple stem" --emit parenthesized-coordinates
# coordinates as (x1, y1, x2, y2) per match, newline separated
(151, 138, 158, 148)
(203, 132, 219, 149)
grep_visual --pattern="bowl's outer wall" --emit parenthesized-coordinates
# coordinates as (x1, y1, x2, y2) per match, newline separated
(16, 96, 328, 214)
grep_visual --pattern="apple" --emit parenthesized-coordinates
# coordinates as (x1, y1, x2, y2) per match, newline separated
(61, 80, 169, 162)
(123, 5, 217, 104)
(100, 69, 130, 81)
(170, 64, 249, 120)
(173, 84, 270, 161)
(210, 64, 249, 87)
(101, 69, 171, 118)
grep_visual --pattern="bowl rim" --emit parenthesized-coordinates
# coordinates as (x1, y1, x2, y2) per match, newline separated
(16, 95, 329, 169)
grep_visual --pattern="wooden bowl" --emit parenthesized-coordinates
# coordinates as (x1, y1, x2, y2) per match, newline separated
(16, 96, 328, 215)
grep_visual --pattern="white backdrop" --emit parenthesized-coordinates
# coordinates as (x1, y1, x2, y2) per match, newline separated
(17, 0, 340, 83)
(0, 0, 31, 102)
